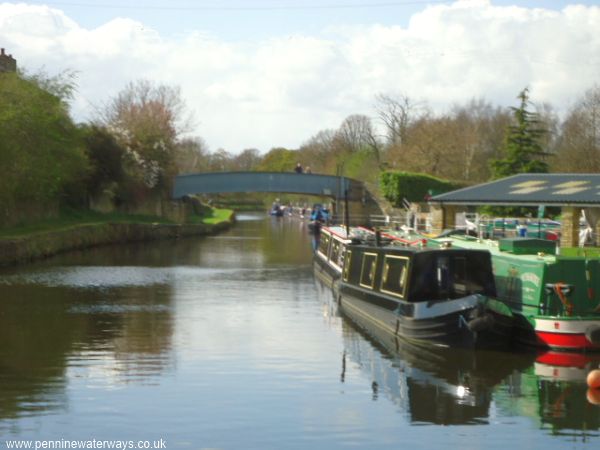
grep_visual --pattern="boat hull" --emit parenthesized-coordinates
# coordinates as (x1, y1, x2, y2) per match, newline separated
(339, 284, 513, 350)
(410, 232, 600, 353)
(530, 317, 600, 351)
(313, 254, 342, 290)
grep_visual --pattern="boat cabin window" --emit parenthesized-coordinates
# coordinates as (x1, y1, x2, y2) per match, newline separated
(360, 253, 378, 289)
(342, 250, 352, 281)
(408, 251, 496, 301)
(318, 233, 331, 257)
(380, 256, 409, 298)
(330, 239, 343, 267)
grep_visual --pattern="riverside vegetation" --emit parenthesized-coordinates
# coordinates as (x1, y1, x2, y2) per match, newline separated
(1, 64, 598, 258)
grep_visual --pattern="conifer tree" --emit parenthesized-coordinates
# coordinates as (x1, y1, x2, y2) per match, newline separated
(491, 88, 549, 178)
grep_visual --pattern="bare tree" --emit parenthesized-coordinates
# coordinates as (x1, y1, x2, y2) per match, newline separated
(553, 85, 600, 172)
(375, 93, 427, 147)
(450, 99, 511, 182)
(336, 114, 383, 164)
(233, 148, 261, 171)
(298, 129, 337, 173)
(174, 137, 209, 174)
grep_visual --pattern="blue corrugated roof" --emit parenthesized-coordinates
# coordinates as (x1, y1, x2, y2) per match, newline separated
(432, 173, 600, 206)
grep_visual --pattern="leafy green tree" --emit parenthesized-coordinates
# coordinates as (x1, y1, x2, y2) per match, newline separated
(0, 71, 88, 224)
(256, 147, 298, 172)
(80, 124, 126, 198)
(491, 88, 549, 178)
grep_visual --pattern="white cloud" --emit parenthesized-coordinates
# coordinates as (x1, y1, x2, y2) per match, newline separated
(1, 1, 599, 153)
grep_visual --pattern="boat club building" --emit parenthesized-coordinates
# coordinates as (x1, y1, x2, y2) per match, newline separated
(429, 173, 600, 248)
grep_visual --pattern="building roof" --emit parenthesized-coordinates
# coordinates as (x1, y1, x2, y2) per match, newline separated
(432, 173, 600, 206)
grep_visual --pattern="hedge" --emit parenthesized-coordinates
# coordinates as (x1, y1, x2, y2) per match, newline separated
(380, 171, 463, 206)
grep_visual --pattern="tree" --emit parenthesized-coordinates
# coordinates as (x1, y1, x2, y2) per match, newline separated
(375, 93, 425, 148)
(100, 80, 193, 196)
(298, 129, 337, 174)
(553, 85, 600, 172)
(207, 148, 234, 172)
(335, 114, 382, 165)
(233, 148, 261, 171)
(256, 147, 298, 172)
(80, 124, 126, 198)
(449, 99, 511, 182)
(491, 88, 549, 178)
(0, 70, 88, 224)
(174, 137, 210, 174)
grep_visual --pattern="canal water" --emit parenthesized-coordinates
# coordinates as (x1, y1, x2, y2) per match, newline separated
(0, 214, 599, 449)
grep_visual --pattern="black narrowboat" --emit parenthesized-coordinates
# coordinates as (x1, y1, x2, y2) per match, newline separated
(313, 225, 375, 289)
(338, 242, 514, 349)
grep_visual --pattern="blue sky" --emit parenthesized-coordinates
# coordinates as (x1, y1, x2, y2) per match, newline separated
(2, 1, 600, 152)
(22, 0, 600, 39)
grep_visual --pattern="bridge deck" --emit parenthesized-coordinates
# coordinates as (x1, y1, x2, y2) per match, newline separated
(172, 172, 356, 199)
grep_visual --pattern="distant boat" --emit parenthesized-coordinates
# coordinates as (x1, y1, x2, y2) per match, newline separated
(269, 205, 284, 217)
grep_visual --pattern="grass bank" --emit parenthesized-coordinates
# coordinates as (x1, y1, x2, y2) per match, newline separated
(0, 207, 235, 267)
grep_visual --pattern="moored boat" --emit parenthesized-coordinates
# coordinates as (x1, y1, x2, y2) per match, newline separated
(398, 232, 600, 352)
(337, 239, 514, 349)
(313, 225, 374, 289)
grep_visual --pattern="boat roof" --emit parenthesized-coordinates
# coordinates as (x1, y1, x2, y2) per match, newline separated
(431, 173, 600, 207)
(433, 235, 556, 263)
(350, 241, 491, 258)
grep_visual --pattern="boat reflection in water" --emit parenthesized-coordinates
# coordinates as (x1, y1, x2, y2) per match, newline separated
(502, 350, 600, 437)
(315, 278, 534, 425)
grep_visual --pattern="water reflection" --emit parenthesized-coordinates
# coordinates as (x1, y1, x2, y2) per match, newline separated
(0, 267, 175, 425)
(0, 213, 599, 447)
(315, 276, 600, 432)
(503, 351, 600, 439)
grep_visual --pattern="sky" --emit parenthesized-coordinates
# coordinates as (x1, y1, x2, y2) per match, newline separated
(1, 0, 599, 154)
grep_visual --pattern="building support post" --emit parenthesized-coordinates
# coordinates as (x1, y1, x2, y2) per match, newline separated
(430, 204, 458, 235)
(560, 206, 581, 248)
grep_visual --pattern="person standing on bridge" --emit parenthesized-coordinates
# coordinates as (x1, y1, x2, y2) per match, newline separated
(294, 162, 303, 174)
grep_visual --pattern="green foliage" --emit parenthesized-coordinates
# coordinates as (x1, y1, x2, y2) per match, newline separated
(0, 72, 88, 224)
(491, 88, 549, 178)
(380, 171, 462, 206)
(80, 124, 126, 198)
(341, 149, 380, 183)
(256, 147, 298, 172)
(0, 208, 173, 239)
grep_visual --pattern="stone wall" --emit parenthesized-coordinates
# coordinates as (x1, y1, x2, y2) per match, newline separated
(0, 215, 234, 267)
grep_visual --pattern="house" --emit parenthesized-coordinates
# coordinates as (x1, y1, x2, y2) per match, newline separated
(0, 48, 17, 72)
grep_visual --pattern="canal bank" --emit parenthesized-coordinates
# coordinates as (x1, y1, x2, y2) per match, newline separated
(0, 212, 235, 267)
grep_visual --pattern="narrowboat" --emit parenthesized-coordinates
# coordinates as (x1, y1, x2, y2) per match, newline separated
(398, 231, 600, 352)
(337, 240, 515, 349)
(313, 225, 375, 289)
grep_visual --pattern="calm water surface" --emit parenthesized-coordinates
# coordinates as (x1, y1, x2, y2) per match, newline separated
(0, 214, 599, 449)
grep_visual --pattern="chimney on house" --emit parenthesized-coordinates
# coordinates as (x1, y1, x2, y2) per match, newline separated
(0, 47, 17, 72)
